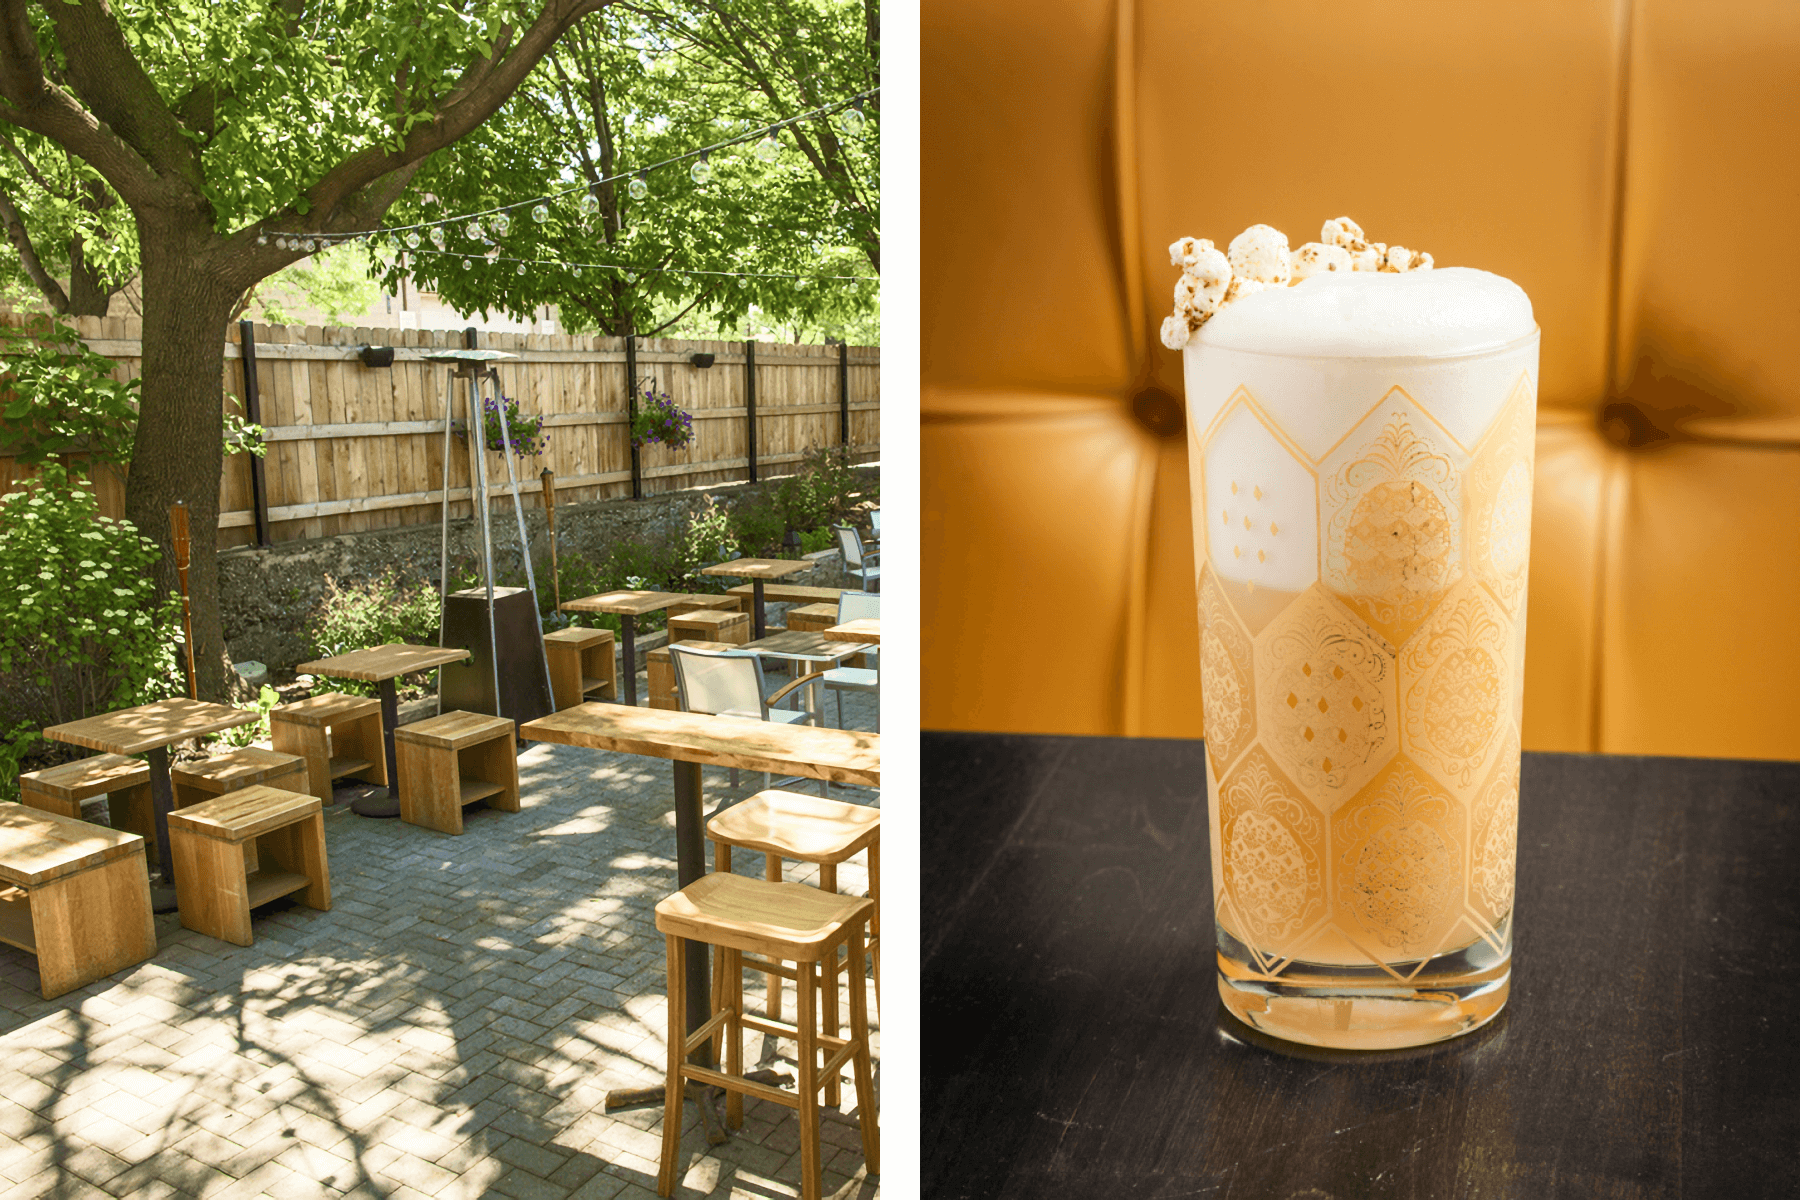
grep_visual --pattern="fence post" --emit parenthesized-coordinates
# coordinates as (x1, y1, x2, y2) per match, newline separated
(237, 320, 271, 547)
(744, 339, 758, 484)
(838, 341, 850, 447)
(626, 334, 642, 499)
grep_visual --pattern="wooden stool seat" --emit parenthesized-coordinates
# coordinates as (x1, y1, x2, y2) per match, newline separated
(173, 747, 307, 810)
(0, 805, 156, 998)
(666, 594, 741, 617)
(655, 872, 877, 1200)
(545, 626, 617, 708)
(19, 753, 156, 850)
(670, 610, 750, 645)
(782, 603, 839, 634)
(707, 790, 882, 1105)
(269, 692, 387, 802)
(167, 785, 330, 946)
(394, 711, 520, 835)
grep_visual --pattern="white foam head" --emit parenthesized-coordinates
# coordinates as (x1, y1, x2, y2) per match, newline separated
(1194, 266, 1535, 358)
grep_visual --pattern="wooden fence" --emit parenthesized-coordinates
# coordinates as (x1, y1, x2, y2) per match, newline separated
(2, 317, 880, 547)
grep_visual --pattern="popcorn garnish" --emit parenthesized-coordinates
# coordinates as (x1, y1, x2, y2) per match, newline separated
(1161, 215, 1433, 349)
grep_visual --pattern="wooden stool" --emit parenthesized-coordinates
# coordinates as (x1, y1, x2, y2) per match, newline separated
(648, 641, 733, 711)
(173, 747, 307, 811)
(166, 786, 330, 946)
(20, 754, 155, 846)
(782, 603, 838, 634)
(655, 873, 877, 1200)
(0, 805, 156, 999)
(666, 594, 740, 618)
(269, 693, 387, 802)
(707, 789, 881, 1105)
(394, 711, 519, 835)
(669, 610, 750, 646)
(545, 627, 617, 709)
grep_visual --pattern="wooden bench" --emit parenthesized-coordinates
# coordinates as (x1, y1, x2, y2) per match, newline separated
(19, 754, 155, 845)
(670, 609, 751, 645)
(726, 583, 845, 612)
(167, 786, 330, 946)
(647, 640, 734, 711)
(270, 693, 387, 802)
(782, 603, 839, 634)
(395, 712, 519, 835)
(0, 805, 156, 999)
(173, 748, 308, 812)
(545, 627, 617, 709)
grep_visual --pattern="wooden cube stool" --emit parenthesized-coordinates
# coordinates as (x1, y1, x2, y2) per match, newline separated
(665, 594, 740, 618)
(166, 786, 330, 946)
(173, 747, 308, 811)
(707, 789, 881, 1105)
(20, 754, 155, 846)
(782, 603, 838, 634)
(648, 641, 734, 711)
(0, 804, 157, 999)
(669, 609, 750, 646)
(269, 692, 387, 802)
(544, 627, 616, 709)
(655, 872, 876, 1200)
(394, 711, 519, 835)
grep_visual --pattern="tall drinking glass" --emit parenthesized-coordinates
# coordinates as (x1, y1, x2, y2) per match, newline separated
(1182, 268, 1537, 1049)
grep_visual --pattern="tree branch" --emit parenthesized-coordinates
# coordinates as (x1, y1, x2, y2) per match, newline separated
(0, 178, 70, 312)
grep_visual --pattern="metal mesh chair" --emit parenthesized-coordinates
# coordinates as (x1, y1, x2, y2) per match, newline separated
(823, 592, 880, 730)
(833, 524, 880, 592)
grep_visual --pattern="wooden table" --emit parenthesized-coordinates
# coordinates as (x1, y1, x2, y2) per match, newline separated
(521, 704, 879, 1053)
(44, 698, 261, 911)
(0, 805, 157, 998)
(742, 630, 868, 719)
(297, 643, 472, 818)
(560, 590, 690, 708)
(824, 619, 881, 645)
(923, 732, 1800, 1198)
(701, 558, 813, 640)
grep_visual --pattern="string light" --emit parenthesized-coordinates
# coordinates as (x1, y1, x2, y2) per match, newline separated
(628, 172, 649, 201)
(402, 245, 874, 283)
(840, 103, 866, 137)
(756, 134, 780, 162)
(689, 152, 711, 185)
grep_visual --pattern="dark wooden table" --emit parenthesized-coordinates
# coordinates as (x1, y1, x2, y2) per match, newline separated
(923, 732, 1800, 1199)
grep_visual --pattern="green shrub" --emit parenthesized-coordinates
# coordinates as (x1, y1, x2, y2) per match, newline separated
(306, 571, 442, 696)
(0, 317, 139, 469)
(0, 465, 182, 801)
(729, 446, 874, 556)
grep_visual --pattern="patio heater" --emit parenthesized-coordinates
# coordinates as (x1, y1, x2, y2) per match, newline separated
(425, 349, 555, 731)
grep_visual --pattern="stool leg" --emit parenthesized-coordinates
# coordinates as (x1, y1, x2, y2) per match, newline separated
(658, 932, 684, 1197)
(819, 862, 841, 1108)
(869, 841, 881, 1016)
(848, 921, 878, 1174)
(712, 844, 732, 1021)
(766, 853, 784, 1025)
(725, 947, 744, 1130)
(796, 958, 822, 1200)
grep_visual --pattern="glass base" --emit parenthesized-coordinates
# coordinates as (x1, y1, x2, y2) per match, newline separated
(1216, 929, 1510, 1050)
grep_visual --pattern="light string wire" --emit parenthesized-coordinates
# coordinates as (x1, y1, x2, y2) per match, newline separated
(405, 245, 876, 282)
(265, 86, 879, 244)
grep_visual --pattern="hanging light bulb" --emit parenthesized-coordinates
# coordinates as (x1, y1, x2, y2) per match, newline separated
(404, 230, 421, 249)
(274, 237, 288, 250)
(625, 270, 637, 283)
(573, 266, 582, 277)
(689, 153, 711, 185)
(515, 263, 527, 276)
(257, 234, 268, 246)
(430, 226, 446, 249)
(841, 104, 866, 137)
(465, 220, 484, 241)
(492, 213, 511, 237)
(531, 203, 550, 223)
(628, 172, 649, 201)
(460, 257, 472, 270)
(580, 194, 600, 217)
(303, 239, 317, 252)
(756, 134, 781, 163)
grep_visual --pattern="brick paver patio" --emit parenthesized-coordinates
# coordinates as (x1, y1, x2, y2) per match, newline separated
(0, 680, 881, 1200)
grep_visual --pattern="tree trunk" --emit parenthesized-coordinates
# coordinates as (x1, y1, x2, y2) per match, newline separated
(123, 216, 239, 702)
(66, 234, 115, 317)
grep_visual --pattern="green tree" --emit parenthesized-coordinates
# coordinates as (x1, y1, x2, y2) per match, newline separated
(374, 0, 878, 339)
(0, 126, 135, 316)
(0, 0, 610, 699)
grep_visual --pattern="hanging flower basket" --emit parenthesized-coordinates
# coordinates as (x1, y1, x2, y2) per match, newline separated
(631, 384, 695, 451)
(479, 393, 546, 457)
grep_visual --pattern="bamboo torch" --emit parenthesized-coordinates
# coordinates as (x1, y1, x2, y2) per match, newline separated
(169, 501, 198, 699)
(540, 467, 560, 612)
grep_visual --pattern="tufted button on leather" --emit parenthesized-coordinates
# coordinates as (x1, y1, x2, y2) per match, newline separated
(1131, 388, 1185, 438)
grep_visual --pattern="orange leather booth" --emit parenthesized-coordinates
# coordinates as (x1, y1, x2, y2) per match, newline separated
(922, 2, 1800, 760)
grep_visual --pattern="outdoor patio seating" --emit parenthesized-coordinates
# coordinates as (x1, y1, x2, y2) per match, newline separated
(706, 788, 881, 1104)
(782, 602, 840, 633)
(166, 785, 331, 946)
(19, 753, 154, 843)
(269, 692, 388, 802)
(172, 747, 308, 811)
(669, 644, 827, 796)
(821, 593, 881, 729)
(0, 804, 157, 999)
(649, 640, 735, 711)
(832, 525, 879, 592)
(394, 711, 520, 836)
(544, 626, 617, 709)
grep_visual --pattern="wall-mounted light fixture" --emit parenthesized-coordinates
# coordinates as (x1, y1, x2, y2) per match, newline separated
(359, 345, 396, 368)
(689, 352, 716, 369)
